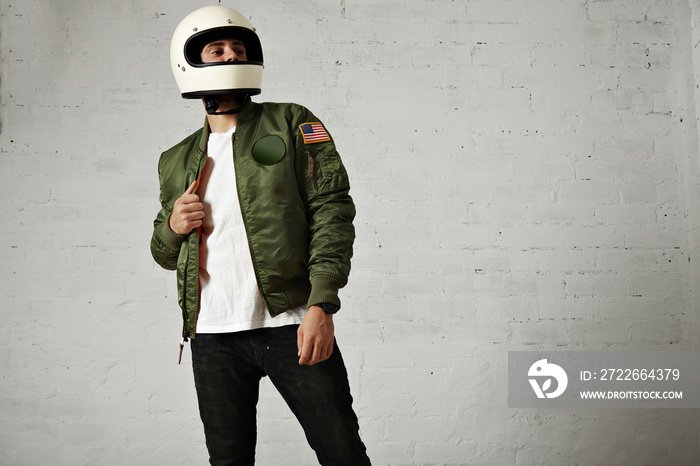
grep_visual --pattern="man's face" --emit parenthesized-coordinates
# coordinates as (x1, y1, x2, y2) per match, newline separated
(200, 38, 247, 63)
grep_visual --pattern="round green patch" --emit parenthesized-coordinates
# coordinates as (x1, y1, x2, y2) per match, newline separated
(252, 135, 286, 166)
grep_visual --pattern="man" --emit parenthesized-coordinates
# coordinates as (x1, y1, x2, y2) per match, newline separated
(150, 6, 371, 465)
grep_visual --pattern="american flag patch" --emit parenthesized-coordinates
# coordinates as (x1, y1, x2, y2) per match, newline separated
(299, 122, 331, 144)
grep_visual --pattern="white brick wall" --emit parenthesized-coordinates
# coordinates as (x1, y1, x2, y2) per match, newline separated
(1, 0, 699, 464)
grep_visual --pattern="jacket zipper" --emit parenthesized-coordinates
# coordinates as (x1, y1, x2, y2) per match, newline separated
(178, 153, 208, 364)
(232, 134, 274, 314)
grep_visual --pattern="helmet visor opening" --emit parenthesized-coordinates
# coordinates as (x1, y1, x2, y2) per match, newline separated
(185, 26, 263, 67)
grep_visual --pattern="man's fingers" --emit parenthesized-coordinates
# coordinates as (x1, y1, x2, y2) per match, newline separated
(298, 329, 321, 365)
(299, 338, 312, 365)
(170, 187, 204, 234)
(298, 335, 333, 366)
(297, 328, 309, 365)
(297, 310, 334, 365)
(311, 342, 323, 366)
(297, 330, 303, 357)
(178, 201, 204, 214)
(184, 180, 198, 195)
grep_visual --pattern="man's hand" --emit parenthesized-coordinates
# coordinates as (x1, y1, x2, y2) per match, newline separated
(297, 305, 334, 366)
(169, 181, 205, 235)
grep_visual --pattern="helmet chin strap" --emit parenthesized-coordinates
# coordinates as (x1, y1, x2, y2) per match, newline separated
(204, 94, 249, 115)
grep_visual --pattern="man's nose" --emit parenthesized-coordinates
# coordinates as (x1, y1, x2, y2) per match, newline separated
(225, 48, 238, 62)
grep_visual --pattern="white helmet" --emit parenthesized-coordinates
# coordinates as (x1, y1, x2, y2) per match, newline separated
(170, 5, 263, 101)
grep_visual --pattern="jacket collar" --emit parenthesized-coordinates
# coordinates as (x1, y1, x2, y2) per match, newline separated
(198, 118, 210, 153)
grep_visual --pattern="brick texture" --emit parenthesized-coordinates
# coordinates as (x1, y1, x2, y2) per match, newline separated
(1, 0, 699, 464)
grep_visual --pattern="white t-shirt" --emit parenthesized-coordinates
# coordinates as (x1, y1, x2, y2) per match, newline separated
(196, 126, 306, 333)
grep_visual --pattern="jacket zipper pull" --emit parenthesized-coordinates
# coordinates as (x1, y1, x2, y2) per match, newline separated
(178, 336, 188, 365)
(307, 150, 314, 179)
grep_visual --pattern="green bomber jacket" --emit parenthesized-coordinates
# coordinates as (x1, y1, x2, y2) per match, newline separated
(150, 100, 356, 339)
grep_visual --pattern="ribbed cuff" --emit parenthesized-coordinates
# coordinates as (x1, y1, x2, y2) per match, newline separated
(307, 275, 342, 310)
(156, 215, 187, 252)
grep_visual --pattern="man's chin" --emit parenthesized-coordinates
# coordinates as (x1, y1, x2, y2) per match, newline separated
(217, 96, 241, 111)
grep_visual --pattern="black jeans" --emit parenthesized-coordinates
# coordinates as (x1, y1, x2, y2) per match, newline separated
(191, 325, 371, 466)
